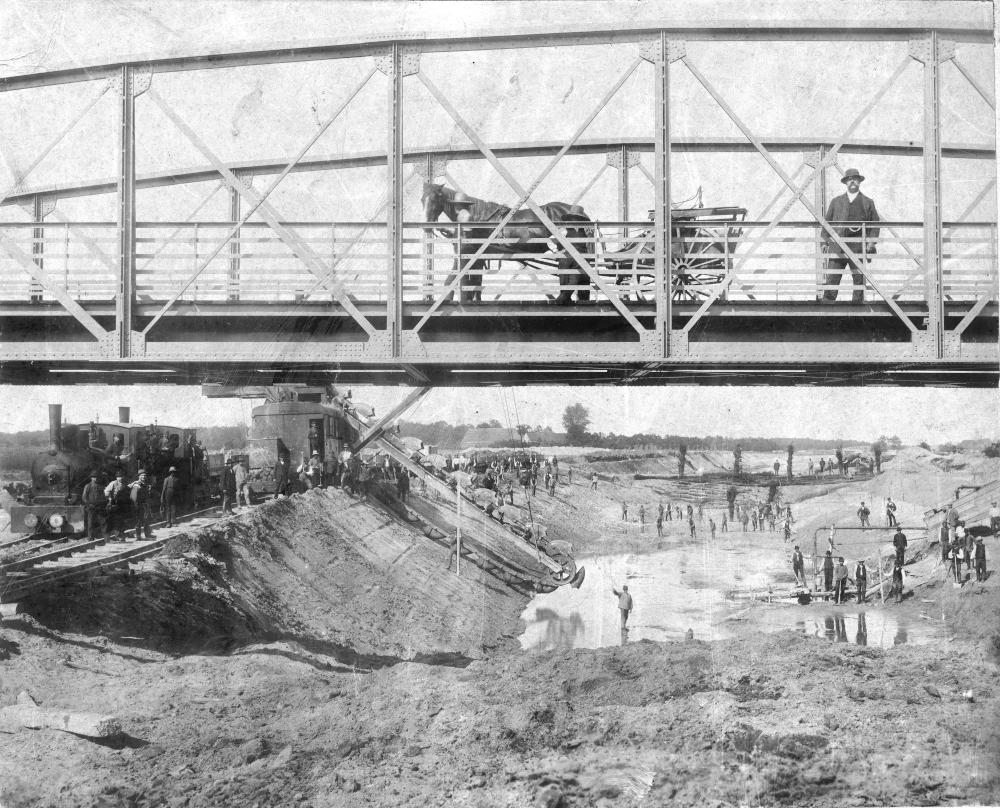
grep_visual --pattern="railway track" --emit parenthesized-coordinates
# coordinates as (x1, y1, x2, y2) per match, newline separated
(0, 507, 228, 606)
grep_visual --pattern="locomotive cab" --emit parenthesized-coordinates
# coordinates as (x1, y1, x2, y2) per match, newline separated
(246, 388, 357, 495)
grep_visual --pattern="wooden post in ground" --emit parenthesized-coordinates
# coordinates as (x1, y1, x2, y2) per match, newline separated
(877, 545, 885, 604)
(456, 487, 461, 577)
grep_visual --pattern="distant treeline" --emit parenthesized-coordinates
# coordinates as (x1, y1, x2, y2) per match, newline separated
(393, 421, 910, 453)
(0, 421, 991, 455)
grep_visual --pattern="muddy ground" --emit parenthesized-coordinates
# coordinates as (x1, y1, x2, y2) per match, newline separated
(0, 449, 998, 807)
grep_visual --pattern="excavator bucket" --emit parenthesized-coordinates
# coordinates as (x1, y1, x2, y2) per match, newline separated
(571, 566, 586, 589)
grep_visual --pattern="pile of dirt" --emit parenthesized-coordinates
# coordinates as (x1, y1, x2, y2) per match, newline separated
(17, 488, 530, 662)
(1, 595, 997, 808)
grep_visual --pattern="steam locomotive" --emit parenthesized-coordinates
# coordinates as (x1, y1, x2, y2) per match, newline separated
(9, 404, 210, 536)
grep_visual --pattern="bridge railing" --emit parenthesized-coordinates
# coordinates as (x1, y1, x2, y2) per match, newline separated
(406, 220, 998, 307)
(0, 222, 118, 302)
(135, 222, 390, 303)
(0, 219, 994, 310)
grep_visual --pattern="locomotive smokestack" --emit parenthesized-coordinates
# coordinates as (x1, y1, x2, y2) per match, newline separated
(48, 404, 62, 453)
(118, 407, 130, 423)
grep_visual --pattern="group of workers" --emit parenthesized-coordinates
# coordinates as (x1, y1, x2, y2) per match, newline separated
(81, 466, 185, 541)
(617, 498, 795, 544)
(937, 502, 989, 585)
(800, 526, 909, 605)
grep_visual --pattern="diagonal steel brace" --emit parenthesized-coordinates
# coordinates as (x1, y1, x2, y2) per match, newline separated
(0, 232, 107, 339)
(143, 87, 377, 337)
(680, 55, 916, 334)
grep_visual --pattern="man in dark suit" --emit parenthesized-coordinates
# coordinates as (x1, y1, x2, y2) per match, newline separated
(273, 455, 291, 499)
(821, 168, 880, 302)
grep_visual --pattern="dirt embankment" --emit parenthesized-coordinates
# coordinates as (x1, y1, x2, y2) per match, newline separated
(0, 450, 998, 807)
(18, 488, 529, 662)
(0, 599, 997, 808)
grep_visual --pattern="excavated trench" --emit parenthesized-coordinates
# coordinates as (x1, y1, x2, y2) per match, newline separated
(17, 488, 531, 663)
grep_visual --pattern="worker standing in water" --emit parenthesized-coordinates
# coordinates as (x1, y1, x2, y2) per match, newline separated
(612, 585, 633, 632)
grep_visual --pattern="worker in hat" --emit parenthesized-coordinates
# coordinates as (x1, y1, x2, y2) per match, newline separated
(234, 456, 251, 509)
(974, 537, 987, 582)
(612, 584, 633, 631)
(791, 544, 806, 587)
(222, 457, 237, 515)
(104, 470, 128, 538)
(298, 450, 323, 491)
(161, 466, 180, 528)
(129, 470, 154, 540)
(820, 168, 880, 302)
(990, 500, 999, 537)
(854, 559, 868, 603)
(82, 472, 107, 540)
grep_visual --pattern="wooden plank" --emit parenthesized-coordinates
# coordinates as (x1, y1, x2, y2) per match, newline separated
(0, 704, 122, 739)
(924, 478, 1000, 532)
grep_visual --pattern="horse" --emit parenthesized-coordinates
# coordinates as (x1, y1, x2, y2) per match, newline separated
(421, 182, 596, 304)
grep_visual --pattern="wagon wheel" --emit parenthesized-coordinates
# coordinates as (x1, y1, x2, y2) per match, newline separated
(609, 232, 656, 301)
(672, 225, 730, 302)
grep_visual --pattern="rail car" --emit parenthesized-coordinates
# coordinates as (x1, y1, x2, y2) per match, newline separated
(9, 404, 214, 536)
(244, 387, 362, 497)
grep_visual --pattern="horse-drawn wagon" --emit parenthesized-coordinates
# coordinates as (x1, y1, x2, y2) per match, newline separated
(422, 182, 746, 304)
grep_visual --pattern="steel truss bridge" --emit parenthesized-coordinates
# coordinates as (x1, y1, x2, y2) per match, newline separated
(0, 14, 997, 388)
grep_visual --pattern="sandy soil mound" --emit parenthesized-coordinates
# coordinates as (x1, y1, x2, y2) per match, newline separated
(18, 488, 530, 662)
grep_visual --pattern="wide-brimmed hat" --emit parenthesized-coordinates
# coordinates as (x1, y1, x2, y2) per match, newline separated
(312, 450, 319, 456)
(841, 168, 865, 184)
(451, 192, 475, 208)
(168, 466, 177, 472)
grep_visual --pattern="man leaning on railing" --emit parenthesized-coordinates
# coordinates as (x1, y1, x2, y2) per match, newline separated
(820, 168, 881, 303)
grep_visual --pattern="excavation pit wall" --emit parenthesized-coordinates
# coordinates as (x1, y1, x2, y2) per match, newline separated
(17, 488, 530, 662)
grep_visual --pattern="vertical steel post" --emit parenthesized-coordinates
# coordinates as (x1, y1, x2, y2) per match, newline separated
(653, 31, 671, 357)
(814, 146, 828, 297)
(923, 31, 944, 357)
(422, 154, 434, 301)
(30, 195, 45, 303)
(387, 43, 405, 356)
(228, 183, 241, 301)
(116, 65, 138, 358)
(617, 144, 630, 239)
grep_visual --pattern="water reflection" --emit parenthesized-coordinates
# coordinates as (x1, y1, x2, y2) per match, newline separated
(533, 608, 584, 649)
(856, 613, 868, 646)
(520, 545, 941, 652)
(789, 610, 921, 648)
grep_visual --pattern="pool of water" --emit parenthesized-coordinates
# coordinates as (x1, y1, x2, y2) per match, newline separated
(519, 540, 943, 651)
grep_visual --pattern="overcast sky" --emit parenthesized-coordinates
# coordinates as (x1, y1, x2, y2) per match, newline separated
(2, 385, 995, 445)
